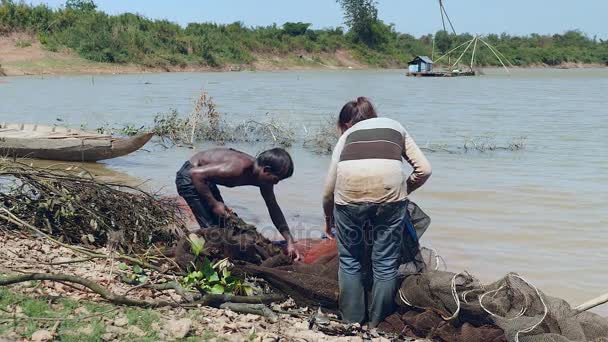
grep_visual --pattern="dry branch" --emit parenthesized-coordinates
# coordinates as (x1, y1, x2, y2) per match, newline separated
(0, 160, 186, 253)
(0, 273, 173, 307)
(0, 273, 285, 309)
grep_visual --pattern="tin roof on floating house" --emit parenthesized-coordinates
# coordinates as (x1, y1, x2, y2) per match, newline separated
(408, 56, 434, 65)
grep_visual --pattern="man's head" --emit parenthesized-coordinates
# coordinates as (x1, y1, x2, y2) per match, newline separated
(255, 148, 294, 184)
(337, 96, 378, 134)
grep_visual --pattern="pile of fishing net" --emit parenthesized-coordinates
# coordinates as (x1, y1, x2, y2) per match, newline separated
(385, 266, 608, 342)
(174, 199, 608, 342)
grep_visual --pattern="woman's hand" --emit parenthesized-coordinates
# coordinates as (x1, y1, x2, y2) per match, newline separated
(324, 216, 334, 240)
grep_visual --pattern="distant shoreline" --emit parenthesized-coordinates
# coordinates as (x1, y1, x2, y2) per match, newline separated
(0, 60, 365, 77)
(1, 34, 605, 78)
(2, 60, 605, 78)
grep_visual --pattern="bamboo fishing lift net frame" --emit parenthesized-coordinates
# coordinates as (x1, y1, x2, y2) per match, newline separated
(432, 0, 513, 73)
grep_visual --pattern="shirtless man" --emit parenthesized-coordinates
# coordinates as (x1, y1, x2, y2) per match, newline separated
(175, 147, 299, 259)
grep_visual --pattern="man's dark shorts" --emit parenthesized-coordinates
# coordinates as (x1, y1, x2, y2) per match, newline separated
(175, 161, 224, 228)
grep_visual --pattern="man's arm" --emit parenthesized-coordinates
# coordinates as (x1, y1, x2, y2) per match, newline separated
(260, 186, 300, 260)
(190, 164, 234, 215)
(260, 185, 294, 242)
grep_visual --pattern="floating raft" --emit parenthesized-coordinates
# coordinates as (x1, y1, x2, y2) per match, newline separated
(0, 123, 153, 162)
(406, 70, 476, 77)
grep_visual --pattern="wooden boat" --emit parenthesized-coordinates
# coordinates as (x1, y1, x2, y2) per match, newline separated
(0, 123, 154, 162)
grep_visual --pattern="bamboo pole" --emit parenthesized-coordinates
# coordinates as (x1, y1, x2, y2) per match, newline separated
(479, 38, 510, 72)
(470, 36, 479, 70)
(434, 39, 472, 63)
(439, 0, 447, 33)
(432, 35, 436, 61)
(451, 37, 475, 69)
(440, 1, 457, 35)
(574, 293, 608, 313)
(483, 40, 515, 68)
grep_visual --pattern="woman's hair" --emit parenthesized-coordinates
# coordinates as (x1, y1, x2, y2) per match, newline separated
(256, 148, 294, 179)
(337, 97, 378, 132)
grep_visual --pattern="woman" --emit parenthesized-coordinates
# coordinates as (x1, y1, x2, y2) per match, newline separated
(322, 97, 432, 327)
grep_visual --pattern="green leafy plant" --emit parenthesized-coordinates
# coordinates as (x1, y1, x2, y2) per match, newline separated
(180, 236, 253, 296)
(117, 262, 149, 284)
(187, 233, 206, 258)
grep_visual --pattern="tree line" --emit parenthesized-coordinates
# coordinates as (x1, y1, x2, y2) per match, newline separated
(1, 0, 606, 69)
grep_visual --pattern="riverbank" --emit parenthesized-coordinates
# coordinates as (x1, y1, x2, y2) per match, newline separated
(1, 33, 604, 77)
(0, 33, 369, 77)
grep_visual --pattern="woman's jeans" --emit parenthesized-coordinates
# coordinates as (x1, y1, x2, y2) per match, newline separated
(335, 201, 408, 327)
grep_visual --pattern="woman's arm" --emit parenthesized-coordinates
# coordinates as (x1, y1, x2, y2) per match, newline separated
(322, 135, 345, 237)
(403, 132, 432, 194)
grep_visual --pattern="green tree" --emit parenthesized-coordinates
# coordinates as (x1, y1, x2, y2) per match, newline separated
(434, 30, 452, 54)
(282, 22, 311, 36)
(65, 0, 96, 11)
(336, 0, 379, 46)
(1, 1, 605, 69)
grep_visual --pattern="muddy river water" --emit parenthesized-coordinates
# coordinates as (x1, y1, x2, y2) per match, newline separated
(1, 68, 607, 314)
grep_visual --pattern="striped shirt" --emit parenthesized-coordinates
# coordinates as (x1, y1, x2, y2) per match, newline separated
(323, 117, 431, 205)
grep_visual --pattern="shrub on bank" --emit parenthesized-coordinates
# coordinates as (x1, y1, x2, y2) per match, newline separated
(0, 1, 606, 69)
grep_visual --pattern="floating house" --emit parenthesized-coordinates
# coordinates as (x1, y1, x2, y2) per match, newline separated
(405, 55, 474, 77)
(408, 56, 434, 73)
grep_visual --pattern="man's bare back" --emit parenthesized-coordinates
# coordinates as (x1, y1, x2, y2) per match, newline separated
(189, 148, 258, 188)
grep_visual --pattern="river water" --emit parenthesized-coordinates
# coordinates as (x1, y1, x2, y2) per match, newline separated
(1, 68, 607, 314)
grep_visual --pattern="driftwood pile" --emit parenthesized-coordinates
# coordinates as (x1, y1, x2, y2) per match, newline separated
(0, 160, 186, 253)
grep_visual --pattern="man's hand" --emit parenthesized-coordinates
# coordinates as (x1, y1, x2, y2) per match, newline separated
(279, 230, 300, 261)
(212, 202, 230, 218)
(287, 241, 301, 261)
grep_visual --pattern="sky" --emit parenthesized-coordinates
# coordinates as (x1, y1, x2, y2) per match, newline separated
(30, 0, 608, 39)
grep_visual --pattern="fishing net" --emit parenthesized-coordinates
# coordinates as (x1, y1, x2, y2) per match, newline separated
(389, 269, 608, 342)
(172, 210, 341, 309)
(173, 198, 608, 342)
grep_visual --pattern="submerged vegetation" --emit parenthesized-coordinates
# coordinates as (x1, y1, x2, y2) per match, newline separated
(0, 0, 606, 69)
(94, 89, 528, 154)
(97, 91, 297, 148)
